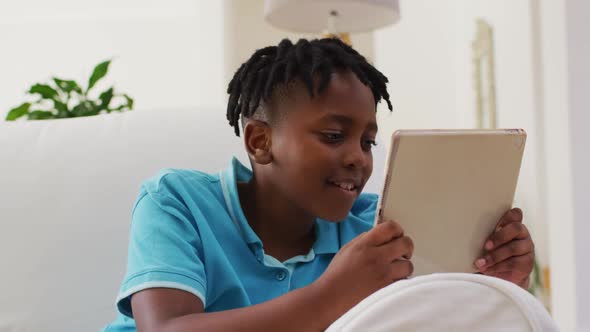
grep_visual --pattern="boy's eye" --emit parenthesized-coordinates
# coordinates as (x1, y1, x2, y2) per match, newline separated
(362, 139, 377, 151)
(321, 132, 344, 143)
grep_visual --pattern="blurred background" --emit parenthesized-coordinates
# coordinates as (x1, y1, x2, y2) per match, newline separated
(1, 0, 588, 331)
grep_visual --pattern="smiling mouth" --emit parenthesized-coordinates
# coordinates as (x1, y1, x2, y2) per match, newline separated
(328, 181, 358, 192)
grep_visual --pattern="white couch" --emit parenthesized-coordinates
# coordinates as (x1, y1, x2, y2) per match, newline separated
(0, 109, 250, 331)
(0, 109, 555, 331)
(327, 273, 558, 332)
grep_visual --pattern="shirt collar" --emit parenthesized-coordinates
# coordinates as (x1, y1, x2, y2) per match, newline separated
(313, 219, 340, 254)
(221, 157, 340, 255)
(221, 157, 261, 246)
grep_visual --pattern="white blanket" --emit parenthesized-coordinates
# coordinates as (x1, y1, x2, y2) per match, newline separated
(327, 273, 558, 332)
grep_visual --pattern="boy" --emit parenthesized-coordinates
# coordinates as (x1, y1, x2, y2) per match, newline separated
(104, 38, 534, 331)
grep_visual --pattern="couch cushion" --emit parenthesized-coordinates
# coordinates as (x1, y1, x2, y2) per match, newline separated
(0, 109, 247, 331)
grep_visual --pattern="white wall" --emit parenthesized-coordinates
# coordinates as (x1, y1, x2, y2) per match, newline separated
(0, 0, 225, 115)
(567, 0, 590, 327)
(538, 0, 590, 330)
(537, 0, 576, 328)
(374, 1, 460, 132)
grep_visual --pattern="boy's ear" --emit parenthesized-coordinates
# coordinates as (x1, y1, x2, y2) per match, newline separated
(243, 120, 273, 165)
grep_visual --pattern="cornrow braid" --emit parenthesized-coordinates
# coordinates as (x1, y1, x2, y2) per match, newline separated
(226, 38, 393, 136)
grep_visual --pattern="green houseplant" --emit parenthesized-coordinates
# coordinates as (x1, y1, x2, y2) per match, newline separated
(5, 59, 133, 121)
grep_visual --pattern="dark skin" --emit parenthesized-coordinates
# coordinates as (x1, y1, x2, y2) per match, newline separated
(131, 71, 534, 332)
(237, 71, 377, 260)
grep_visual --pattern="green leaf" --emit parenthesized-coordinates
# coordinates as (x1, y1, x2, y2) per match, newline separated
(109, 94, 134, 112)
(98, 87, 114, 110)
(71, 103, 83, 116)
(54, 100, 68, 112)
(124, 94, 134, 110)
(54, 100, 70, 118)
(87, 59, 111, 92)
(53, 78, 82, 94)
(6, 102, 31, 120)
(72, 100, 99, 117)
(27, 110, 54, 120)
(29, 84, 58, 99)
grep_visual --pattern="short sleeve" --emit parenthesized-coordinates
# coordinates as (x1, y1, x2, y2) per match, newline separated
(115, 191, 207, 318)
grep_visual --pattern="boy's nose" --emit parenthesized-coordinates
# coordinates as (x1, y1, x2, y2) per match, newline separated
(343, 142, 369, 170)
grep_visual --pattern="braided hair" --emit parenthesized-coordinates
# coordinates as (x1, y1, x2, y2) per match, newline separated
(226, 38, 393, 136)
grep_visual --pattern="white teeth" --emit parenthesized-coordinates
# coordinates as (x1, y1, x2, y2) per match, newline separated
(333, 182, 355, 191)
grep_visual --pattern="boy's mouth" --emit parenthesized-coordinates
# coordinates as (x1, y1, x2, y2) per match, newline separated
(327, 179, 361, 193)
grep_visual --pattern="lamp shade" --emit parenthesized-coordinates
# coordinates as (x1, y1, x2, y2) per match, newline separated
(264, 0, 400, 34)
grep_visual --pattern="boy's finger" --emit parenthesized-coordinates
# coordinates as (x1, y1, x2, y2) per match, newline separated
(495, 208, 524, 230)
(482, 253, 534, 278)
(484, 222, 529, 251)
(474, 239, 534, 271)
(388, 259, 414, 282)
(366, 220, 404, 246)
(377, 235, 414, 261)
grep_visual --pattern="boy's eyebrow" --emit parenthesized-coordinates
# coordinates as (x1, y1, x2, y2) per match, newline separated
(320, 114, 378, 132)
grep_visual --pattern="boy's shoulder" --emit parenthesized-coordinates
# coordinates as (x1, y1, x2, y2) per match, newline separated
(142, 168, 221, 195)
(130, 168, 231, 222)
(135, 168, 224, 214)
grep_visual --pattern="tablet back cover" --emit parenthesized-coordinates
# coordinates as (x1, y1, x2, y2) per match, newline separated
(376, 129, 526, 276)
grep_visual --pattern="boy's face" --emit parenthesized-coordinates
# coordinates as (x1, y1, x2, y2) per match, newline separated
(266, 71, 377, 222)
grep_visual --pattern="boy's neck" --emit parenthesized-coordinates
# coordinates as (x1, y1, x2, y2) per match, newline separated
(237, 180, 316, 262)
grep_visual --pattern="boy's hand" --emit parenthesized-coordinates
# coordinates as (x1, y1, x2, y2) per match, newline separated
(474, 208, 534, 289)
(313, 220, 414, 316)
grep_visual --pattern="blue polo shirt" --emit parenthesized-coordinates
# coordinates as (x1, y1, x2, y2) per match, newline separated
(103, 157, 378, 331)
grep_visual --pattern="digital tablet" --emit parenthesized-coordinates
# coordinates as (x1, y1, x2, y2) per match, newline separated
(374, 129, 527, 276)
